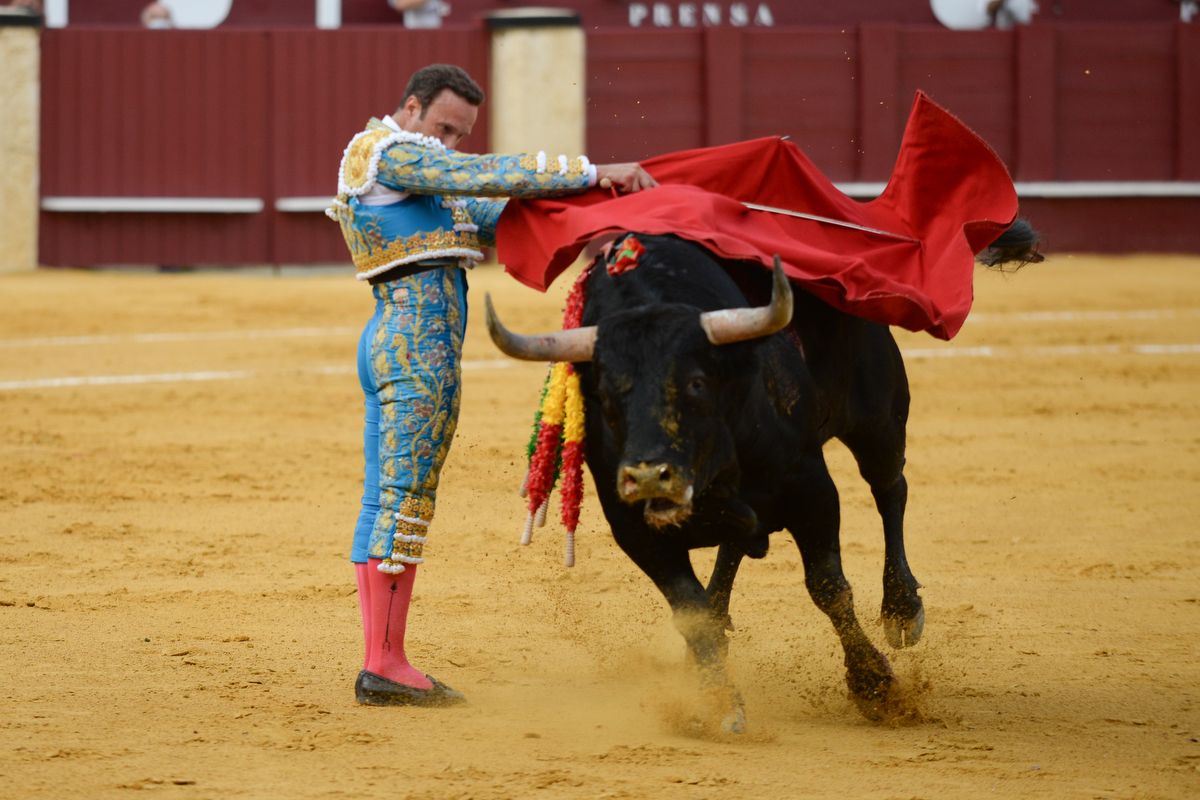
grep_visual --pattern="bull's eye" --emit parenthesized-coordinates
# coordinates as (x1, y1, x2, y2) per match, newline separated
(685, 372, 708, 397)
(599, 386, 623, 430)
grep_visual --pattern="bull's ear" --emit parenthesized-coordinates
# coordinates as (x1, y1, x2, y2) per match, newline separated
(485, 293, 597, 363)
(699, 257, 793, 345)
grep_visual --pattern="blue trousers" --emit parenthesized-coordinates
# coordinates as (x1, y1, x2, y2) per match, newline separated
(351, 267, 468, 564)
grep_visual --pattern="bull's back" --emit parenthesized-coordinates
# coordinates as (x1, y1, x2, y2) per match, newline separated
(790, 291, 909, 445)
(722, 257, 908, 443)
(581, 235, 753, 323)
(581, 231, 907, 457)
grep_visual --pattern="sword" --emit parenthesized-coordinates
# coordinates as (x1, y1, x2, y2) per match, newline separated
(740, 202, 919, 243)
(597, 176, 917, 243)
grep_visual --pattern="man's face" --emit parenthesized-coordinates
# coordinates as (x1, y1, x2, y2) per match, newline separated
(397, 89, 478, 150)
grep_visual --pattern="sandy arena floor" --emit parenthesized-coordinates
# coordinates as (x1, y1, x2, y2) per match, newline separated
(1, 255, 1198, 799)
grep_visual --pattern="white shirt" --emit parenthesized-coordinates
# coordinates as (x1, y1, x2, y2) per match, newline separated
(359, 116, 411, 206)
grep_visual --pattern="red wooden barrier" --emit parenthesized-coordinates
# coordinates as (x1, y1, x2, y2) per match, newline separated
(40, 29, 272, 265)
(582, 23, 1200, 253)
(585, 23, 1194, 185)
(38, 23, 1200, 266)
(39, 26, 489, 267)
(1055, 25, 1178, 180)
(585, 30, 706, 162)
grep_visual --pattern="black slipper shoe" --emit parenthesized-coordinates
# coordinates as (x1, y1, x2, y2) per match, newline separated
(354, 670, 466, 707)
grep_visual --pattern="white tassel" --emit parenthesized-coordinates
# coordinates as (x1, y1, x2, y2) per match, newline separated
(518, 469, 530, 499)
(534, 498, 549, 528)
(564, 530, 576, 568)
(521, 512, 534, 546)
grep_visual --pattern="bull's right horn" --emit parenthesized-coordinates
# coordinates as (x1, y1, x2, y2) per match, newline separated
(485, 293, 597, 363)
(699, 256, 794, 345)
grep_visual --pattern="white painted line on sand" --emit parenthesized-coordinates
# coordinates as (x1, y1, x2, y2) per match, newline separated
(0, 326, 359, 348)
(306, 360, 517, 377)
(902, 346, 999, 359)
(2, 308, 1197, 349)
(1134, 343, 1200, 355)
(0, 359, 522, 391)
(1, 343, 1196, 392)
(902, 342, 1200, 359)
(967, 308, 1200, 324)
(0, 369, 254, 391)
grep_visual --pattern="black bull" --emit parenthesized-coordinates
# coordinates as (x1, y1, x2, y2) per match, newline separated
(486, 234, 924, 728)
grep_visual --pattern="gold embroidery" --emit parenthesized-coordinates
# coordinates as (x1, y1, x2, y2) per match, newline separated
(564, 157, 586, 178)
(341, 129, 392, 192)
(449, 203, 474, 230)
(345, 228, 483, 275)
(392, 495, 435, 561)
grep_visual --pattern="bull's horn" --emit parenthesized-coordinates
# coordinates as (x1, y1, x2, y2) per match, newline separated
(699, 256, 793, 345)
(485, 293, 597, 363)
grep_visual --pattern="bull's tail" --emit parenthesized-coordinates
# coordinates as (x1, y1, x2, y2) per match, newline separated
(977, 217, 1044, 271)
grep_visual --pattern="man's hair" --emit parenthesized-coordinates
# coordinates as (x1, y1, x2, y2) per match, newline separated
(402, 64, 485, 111)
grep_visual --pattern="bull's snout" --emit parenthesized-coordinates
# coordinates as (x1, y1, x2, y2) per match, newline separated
(619, 462, 680, 500)
(617, 462, 695, 528)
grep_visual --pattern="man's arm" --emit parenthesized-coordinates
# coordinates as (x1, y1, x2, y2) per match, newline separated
(463, 197, 506, 247)
(462, 160, 659, 246)
(376, 144, 598, 198)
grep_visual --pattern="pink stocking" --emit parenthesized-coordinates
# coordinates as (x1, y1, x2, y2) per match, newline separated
(354, 563, 372, 670)
(363, 559, 432, 690)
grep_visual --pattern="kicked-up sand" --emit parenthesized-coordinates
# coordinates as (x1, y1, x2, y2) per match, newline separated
(1, 254, 1198, 799)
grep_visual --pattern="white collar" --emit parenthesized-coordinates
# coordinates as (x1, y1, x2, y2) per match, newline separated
(375, 115, 447, 152)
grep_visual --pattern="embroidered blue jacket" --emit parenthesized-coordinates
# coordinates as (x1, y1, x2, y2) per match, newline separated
(327, 118, 597, 280)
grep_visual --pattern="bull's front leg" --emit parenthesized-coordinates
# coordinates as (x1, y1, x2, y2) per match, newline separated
(786, 466, 899, 721)
(705, 543, 744, 636)
(689, 493, 759, 635)
(613, 529, 747, 733)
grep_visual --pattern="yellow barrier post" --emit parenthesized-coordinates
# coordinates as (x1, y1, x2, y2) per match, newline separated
(0, 11, 40, 272)
(486, 8, 585, 159)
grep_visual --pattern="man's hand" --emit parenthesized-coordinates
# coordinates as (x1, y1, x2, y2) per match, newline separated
(596, 163, 658, 193)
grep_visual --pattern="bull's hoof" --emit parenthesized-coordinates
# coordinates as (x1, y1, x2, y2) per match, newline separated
(882, 605, 925, 649)
(845, 646, 899, 722)
(849, 675, 924, 725)
(721, 705, 747, 734)
(850, 679, 897, 722)
(697, 680, 746, 736)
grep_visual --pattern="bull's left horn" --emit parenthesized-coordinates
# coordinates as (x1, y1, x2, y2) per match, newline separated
(485, 293, 597, 363)
(699, 256, 793, 345)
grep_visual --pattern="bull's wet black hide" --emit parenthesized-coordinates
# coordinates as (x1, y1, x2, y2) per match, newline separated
(574, 234, 923, 722)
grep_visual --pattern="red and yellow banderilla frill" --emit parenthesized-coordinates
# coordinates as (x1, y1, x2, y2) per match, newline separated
(521, 264, 591, 566)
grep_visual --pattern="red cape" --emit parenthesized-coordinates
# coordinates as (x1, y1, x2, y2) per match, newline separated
(496, 92, 1017, 340)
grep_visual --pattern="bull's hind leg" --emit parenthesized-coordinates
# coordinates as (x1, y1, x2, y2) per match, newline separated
(841, 430, 924, 649)
(872, 473, 924, 648)
(787, 466, 897, 720)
